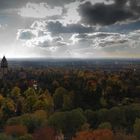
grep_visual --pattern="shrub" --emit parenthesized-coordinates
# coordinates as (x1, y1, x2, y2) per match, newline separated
(18, 134, 33, 140)
(33, 127, 56, 140)
(5, 125, 27, 137)
(114, 132, 137, 140)
(133, 118, 140, 139)
(7, 112, 47, 133)
(0, 133, 14, 140)
(98, 122, 112, 130)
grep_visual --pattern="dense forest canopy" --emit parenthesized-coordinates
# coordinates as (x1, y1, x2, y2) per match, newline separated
(0, 63, 139, 140)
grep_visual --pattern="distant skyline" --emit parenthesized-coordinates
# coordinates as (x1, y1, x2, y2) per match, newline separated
(0, 0, 140, 58)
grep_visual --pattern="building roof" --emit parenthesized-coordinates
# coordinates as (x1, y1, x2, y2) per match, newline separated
(1, 56, 8, 68)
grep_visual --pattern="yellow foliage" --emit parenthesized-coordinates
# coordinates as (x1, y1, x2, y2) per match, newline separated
(33, 110, 48, 120)
(0, 94, 4, 106)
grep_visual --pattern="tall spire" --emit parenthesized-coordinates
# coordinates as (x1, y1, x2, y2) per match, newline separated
(1, 56, 8, 76)
(1, 56, 8, 68)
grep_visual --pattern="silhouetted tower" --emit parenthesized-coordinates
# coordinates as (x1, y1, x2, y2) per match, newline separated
(1, 56, 8, 76)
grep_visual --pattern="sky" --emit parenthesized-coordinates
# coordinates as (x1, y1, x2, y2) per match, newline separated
(0, 0, 140, 58)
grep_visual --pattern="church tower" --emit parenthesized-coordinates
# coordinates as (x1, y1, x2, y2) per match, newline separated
(1, 56, 8, 76)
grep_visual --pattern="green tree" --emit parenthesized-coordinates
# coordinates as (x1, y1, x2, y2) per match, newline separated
(108, 107, 126, 129)
(134, 118, 140, 139)
(48, 108, 86, 138)
(23, 95, 37, 112)
(11, 87, 21, 99)
(84, 109, 98, 129)
(98, 122, 112, 130)
(62, 92, 74, 110)
(53, 87, 68, 110)
(18, 134, 33, 140)
(24, 88, 36, 97)
(2, 98, 16, 118)
(7, 112, 47, 133)
(0, 133, 14, 140)
(97, 108, 109, 123)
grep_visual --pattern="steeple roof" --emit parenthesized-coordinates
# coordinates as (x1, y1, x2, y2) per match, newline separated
(1, 56, 8, 68)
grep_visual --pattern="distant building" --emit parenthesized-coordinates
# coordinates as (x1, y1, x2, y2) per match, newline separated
(0, 56, 8, 77)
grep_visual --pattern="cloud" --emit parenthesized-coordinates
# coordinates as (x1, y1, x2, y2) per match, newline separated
(46, 21, 94, 33)
(30, 20, 47, 31)
(0, 24, 7, 30)
(30, 19, 94, 34)
(62, 1, 81, 24)
(17, 1, 82, 24)
(26, 36, 62, 48)
(70, 30, 140, 56)
(0, 0, 76, 10)
(69, 30, 140, 58)
(17, 29, 38, 40)
(25, 35, 53, 47)
(18, 2, 63, 18)
(70, 32, 129, 48)
(0, 0, 28, 9)
(1, 0, 139, 58)
(16, 24, 140, 58)
(37, 0, 76, 7)
(78, 0, 140, 26)
(17, 27, 69, 48)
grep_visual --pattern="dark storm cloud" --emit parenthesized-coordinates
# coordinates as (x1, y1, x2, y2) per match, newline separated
(47, 21, 94, 33)
(78, 0, 140, 26)
(115, 0, 127, 7)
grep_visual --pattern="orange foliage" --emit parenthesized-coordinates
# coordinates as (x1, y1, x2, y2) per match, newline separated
(72, 129, 113, 140)
(5, 125, 27, 137)
(33, 127, 56, 140)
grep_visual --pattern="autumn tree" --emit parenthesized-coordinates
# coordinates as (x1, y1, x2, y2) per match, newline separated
(7, 111, 47, 133)
(11, 86, 21, 99)
(2, 98, 16, 118)
(5, 125, 27, 137)
(72, 129, 114, 140)
(33, 126, 56, 140)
